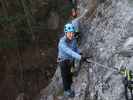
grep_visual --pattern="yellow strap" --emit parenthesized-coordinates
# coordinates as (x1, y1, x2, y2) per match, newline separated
(124, 69, 132, 80)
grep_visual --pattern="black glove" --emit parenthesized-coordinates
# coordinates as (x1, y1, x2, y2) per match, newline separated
(79, 52, 83, 55)
(81, 55, 88, 62)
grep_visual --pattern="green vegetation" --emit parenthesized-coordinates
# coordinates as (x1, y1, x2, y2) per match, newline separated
(0, 39, 17, 48)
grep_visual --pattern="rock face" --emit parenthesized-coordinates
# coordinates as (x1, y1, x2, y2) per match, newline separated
(38, 0, 133, 100)
(80, 0, 133, 100)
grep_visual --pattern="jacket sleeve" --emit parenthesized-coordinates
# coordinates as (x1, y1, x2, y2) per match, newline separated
(76, 48, 80, 54)
(60, 42, 81, 60)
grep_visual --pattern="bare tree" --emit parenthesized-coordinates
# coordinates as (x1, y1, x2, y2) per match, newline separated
(20, 0, 34, 35)
(0, 0, 8, 16)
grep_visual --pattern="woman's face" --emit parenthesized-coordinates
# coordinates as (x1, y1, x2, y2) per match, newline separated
(66, 32, 74, 40)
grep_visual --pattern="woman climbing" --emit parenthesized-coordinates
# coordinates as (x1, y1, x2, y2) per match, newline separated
(57, 23, 88, 97)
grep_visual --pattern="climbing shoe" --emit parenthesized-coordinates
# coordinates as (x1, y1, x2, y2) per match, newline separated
(64, 90, 75, 98)
(69, 89, 75, 97)
(64, 91, 71, 97)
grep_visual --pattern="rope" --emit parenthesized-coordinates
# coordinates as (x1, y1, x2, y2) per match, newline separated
(85, 59, 120, 73)
(85, 59, 133, 100)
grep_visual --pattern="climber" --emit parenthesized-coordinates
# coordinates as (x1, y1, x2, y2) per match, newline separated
(120, 67, 133, 100)
(70, 8, 88, 41)
(57, 23, 88, 97)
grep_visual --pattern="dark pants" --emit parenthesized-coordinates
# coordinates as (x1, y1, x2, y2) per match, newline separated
(123, 77, 133, 100)
(59, 60, 73, 91)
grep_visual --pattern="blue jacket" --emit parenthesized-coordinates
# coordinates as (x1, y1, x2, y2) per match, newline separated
(58, 36, 81, 62)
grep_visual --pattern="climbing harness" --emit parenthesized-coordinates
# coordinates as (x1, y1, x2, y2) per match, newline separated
(120, 68, 133, 81)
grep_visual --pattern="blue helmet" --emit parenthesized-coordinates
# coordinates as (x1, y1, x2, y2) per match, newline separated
(64, 23, 75, 33)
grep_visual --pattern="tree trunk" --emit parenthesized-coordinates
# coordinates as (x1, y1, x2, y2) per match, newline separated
(0, 0, 8, 16)
(20, 0, 33, 34)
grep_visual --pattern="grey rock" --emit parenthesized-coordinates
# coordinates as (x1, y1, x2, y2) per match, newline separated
(40, 66, 63, 96)
(16, 93, 24, 100)
(80, 0, 133, 100)
(123, 37, 133, 50)
(128, 56, 133, 72)
(38, 0, 133, 100)
(47, 95, 54, 100)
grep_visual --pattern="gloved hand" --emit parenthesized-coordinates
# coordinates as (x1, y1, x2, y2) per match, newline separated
(81, 55, 88, 62)
(79, 52, 83, 55)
